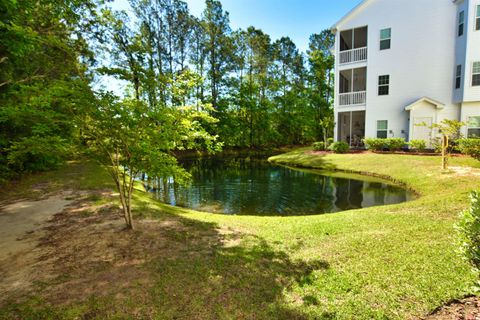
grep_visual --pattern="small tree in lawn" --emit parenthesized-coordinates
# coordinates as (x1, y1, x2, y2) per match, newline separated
(84, 93, 220, 230)
(319, 115, 334, 149)
(418, 119, 464, 170)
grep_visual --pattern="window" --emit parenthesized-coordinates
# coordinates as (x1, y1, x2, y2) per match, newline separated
(380, 28, 391, 50)
(476, 5, 480, 31)
(456, 65, 462, 89)
(378, 75, 390, 95)
(473, 62, 480, 86)
(458, 11, 465, 36)
(468, 116, 480, 138)
(377, 120, 388, 138)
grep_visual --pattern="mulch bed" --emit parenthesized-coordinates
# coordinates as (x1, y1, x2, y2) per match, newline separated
(424, 297, 480, 320)
(308, 150, 468, 157)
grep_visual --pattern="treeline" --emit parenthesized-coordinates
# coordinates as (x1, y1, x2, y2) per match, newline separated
(99, 0, 335, 147)
(0, 0, 334, 183)
(0, 0, 98, 183)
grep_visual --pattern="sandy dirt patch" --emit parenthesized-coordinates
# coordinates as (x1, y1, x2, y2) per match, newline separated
(0, 192, 74, 299)
(448, 166, 480, 177)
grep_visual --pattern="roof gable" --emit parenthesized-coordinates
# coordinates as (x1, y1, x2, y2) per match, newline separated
(405, 97, 446, 111)
(332, 0, 375, 32)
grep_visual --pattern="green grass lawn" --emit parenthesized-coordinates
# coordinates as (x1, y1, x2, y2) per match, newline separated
(1, 150, 480, 319)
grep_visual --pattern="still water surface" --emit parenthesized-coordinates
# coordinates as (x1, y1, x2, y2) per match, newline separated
(149, 157, 414, 216)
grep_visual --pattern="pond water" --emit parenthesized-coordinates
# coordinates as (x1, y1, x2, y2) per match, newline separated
(147, 157, 414, 216)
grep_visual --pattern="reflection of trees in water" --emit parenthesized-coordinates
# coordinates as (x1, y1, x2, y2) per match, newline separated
(334, 179, 364, 211)
(148, 158, 409, 216)
(362, 182, 408, 206)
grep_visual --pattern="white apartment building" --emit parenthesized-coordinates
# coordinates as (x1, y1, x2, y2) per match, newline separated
(332, 0, 480, 147)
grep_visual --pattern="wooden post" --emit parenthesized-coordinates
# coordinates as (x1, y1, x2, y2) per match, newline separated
(442, 135, 449, 170)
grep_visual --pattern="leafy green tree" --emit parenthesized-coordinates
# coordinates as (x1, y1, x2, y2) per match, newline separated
(307, 30, 335, 142)
(0, 0, 97, 182)
(271, 37, 307, 144)
(97, 9, 146, 101)
(0, 0, 342, 186)
(420, 119, 465, 169)
(190, 16, 208, 105)
(201, 0, 234, 112)
(84, 93, 220, 229)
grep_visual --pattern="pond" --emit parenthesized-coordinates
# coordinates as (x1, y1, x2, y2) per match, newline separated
(147, 157, 415, 216)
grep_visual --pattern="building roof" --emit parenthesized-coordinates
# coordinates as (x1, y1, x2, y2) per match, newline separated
(331, 0, 374, 32)
(333, 0, 461, 32)
(404, 97, 446, 111)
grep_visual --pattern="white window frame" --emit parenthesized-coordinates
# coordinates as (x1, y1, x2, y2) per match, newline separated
(378, 75, 390, 96)
(476, 5, 480, 31)
(456, 65, 462, 89)
(458, 11, 465, 36)
(377, 120, 388, 138)
(467, 116, 480, 138)
(473, 61, 480, 87)
(379, 28, 391, 50)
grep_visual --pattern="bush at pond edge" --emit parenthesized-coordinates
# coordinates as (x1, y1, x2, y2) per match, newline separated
(329, 141, 349, 154)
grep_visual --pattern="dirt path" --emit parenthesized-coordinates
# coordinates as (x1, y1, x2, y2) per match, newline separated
(0, 192, 74, 299)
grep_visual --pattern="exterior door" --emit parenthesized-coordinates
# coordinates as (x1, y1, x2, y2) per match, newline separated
(412, 117, 433, 147)
(337, 111, 365, 147)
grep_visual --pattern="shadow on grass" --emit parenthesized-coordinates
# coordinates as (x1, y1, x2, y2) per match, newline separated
(0, 195, 331, 320)
(146, 217, 330, 319)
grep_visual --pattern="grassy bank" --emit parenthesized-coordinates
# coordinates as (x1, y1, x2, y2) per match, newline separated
(1, 150, 480, 319)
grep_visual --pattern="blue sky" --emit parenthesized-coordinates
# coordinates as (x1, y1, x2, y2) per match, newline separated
(113, 0, 362, 52)
(104, 0, 361, 93)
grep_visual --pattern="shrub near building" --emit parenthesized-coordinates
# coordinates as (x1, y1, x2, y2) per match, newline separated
(363, 138, 407, 152)
(363, 138, 387, 151)
(329, 141, 350, 153)
(408, 140, 427, 152)
(458, 139, 480, 160)
(385, 138, 406, 151)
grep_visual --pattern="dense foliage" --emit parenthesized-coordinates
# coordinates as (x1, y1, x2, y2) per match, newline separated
(0, 0, 98, 183)
(408, 140, 427, 152)
(83, 93, 220, 228)
(329, 141, 349, 154)
(312, 141, 326, 151)
(0, 0, 335, 184)
(458, 138, 480, 161)
(363, 138, 407, 152)
(457, 192, 480, 288)
(95, 0, 335, 148)
(363, 138, 386, 151)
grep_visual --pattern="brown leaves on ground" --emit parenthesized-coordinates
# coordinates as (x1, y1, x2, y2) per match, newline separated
(0, 190, 224, 307)
(0, 189, 329, 319)
(424, 297, 480, 320)
(30, 192, 225, 306)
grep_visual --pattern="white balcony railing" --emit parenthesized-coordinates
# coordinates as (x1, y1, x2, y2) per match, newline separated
(339, 47, 368, 65)
(338, 91, 366, 106)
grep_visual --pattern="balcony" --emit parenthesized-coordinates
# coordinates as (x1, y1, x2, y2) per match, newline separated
(339, 91, 367, 106)
(338, 67, 367, 107)
(339, 47, 367, 64)
(339, 26, 368, 65)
